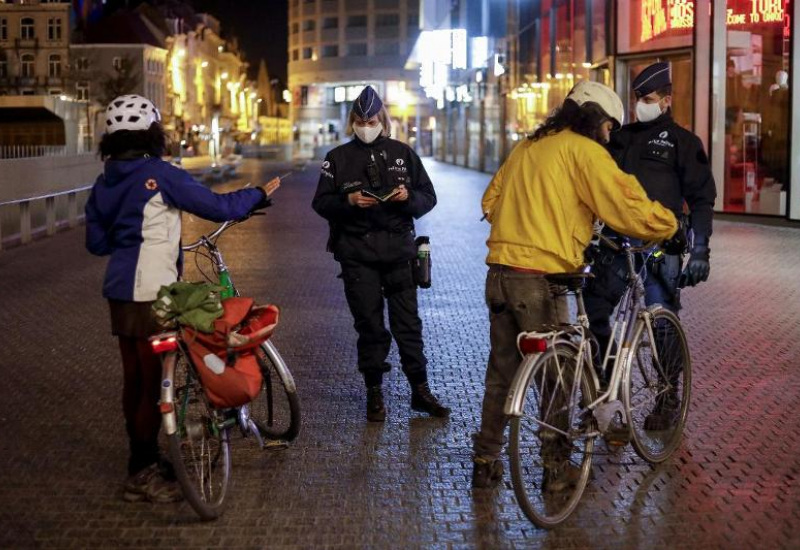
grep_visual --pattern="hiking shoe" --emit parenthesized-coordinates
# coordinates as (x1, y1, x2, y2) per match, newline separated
(411, 382, 450, 417)
(472, 457, 504, 489)
(542, 463, 584, 494)
(644, 391, 680, 431)
(123, 463, 183, 504)
(366, 385, 386, 422)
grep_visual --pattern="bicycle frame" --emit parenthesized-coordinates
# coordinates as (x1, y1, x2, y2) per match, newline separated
(505, 236, 659, 434)
(170, 216, 298, 430)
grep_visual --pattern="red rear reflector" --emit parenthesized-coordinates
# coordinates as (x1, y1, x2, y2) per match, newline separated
(519, 336, 548, 355)
(150, 335, 179, 354)
(159, 402, 174, 413)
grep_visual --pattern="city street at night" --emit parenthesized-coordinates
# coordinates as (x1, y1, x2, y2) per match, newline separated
(1, 159, 799, 549)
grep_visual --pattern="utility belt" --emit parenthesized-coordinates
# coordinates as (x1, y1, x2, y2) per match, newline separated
(338, 226, 413, 236)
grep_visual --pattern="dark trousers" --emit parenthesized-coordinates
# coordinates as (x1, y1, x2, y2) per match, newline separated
(584, 250, 682, 373)
(340, 259, 427, 388)
(473, 267, 568, 460)
(118, 336, 162, 476)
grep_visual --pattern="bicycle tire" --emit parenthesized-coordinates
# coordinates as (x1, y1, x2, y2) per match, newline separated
(248, 341, 301, 442)
(508, 343, 597, 529)
(164, 348, 232, 520)
(624, 307, 691, 463)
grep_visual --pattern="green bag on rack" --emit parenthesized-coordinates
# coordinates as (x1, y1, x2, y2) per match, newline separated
(152, 281, 225, 333)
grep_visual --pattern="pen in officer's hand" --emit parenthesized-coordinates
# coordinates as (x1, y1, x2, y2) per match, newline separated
(278, 172, 293, 181)
(480, 212, 489, 221)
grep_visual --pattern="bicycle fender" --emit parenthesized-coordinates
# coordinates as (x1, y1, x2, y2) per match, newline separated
(260, 340, 297, 393)
(504, 354, 539, 417)
(159, 353, 178, 436)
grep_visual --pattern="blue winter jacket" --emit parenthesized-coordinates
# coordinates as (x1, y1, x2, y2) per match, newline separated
(85, 157, 265, 302)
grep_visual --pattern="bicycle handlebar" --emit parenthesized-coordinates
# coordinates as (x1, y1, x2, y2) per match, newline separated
(181, 209, 267, 251)
(594, 232, 660, 255)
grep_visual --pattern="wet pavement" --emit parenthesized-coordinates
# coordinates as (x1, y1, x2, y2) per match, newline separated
(1, 158, 799, 549)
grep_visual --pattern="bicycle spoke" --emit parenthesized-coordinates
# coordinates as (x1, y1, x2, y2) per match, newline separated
(625, 310, 691, 463)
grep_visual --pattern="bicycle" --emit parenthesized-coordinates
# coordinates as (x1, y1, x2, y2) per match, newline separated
(150, 213, 301, 520)
(504, 233, 691, 528)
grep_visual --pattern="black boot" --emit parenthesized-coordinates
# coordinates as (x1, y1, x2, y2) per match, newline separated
(366, 386, 386, 422)
(472, 456, 504, 489)
(410, 382, 450, 417)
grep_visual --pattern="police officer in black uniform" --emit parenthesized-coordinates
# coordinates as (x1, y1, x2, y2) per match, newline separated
(584, 62, 716, 429)
(312, 86, 449, 422)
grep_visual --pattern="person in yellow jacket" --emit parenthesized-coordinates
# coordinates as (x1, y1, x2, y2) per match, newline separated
(471, 80, 685, 489)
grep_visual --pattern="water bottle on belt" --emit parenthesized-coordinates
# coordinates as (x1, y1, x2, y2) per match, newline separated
(414, 236, 431, 288)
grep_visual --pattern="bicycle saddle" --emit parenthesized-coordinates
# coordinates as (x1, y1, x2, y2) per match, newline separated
(545, 272, 594, 290)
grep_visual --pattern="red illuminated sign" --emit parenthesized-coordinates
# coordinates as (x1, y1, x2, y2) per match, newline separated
(640, 0, 790, 43)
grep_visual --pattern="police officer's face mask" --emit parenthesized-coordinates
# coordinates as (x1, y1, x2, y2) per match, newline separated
(353, 122, 383, 144)
(635, 100, 664, 123)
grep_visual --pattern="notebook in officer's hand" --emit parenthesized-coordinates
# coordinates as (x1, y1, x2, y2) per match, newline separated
(360, 186, 401, 202)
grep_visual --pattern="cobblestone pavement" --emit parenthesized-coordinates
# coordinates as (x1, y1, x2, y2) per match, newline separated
(1, 159, 799, 549)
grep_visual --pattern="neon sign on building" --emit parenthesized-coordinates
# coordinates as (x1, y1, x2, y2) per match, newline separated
(640, 0, 790, 43)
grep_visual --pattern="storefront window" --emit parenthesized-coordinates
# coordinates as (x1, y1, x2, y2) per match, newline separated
(724, 0, 790, 215)
(510, 0, 610, 134)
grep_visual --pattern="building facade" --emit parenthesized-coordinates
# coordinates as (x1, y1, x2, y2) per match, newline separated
(288, 0, 427, 157)
(0, 0, 71, 96)
(165, 14, 256, 157)
(430, 0, 800, 222)
(69, 43, 168, 148)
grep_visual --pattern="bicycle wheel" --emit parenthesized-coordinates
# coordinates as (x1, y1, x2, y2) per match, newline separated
(509, 344, 597, 529)
(165, 348, 232, 520)
(247, 341, 301, 442)
(624, 307, 691, 463)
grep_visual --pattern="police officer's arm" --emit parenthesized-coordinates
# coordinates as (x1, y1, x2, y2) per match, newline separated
(574, 143, 678, 241)
(398, 150, 436, 218)
(311, 154, 351, 221)
(678, 134, 716, 239)
(678, 134, 716, 285)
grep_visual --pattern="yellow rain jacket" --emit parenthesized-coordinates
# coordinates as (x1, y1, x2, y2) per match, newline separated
(482, 129, 678, 273)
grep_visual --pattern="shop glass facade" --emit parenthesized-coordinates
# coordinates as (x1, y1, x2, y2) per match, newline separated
(723, 0, 791, 215)
(617, 0, 791, 216)
(432, 0, 797, 219)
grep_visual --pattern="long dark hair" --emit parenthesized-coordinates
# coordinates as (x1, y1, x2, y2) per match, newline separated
(529, 99, 610, 143)
(98, 122, 168, 160)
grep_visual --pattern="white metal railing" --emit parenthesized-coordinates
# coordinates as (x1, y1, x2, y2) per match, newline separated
(0, 185, 92, 250)
(0, 145, 69, 160)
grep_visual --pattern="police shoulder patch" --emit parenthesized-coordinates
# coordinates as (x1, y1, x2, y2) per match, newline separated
(145, 179, 158, 190)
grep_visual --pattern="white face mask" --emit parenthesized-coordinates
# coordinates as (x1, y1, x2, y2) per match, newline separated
(353, 123, 383, 144)
(635, 100, 663, 123)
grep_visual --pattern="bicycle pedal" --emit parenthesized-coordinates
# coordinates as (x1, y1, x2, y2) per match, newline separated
(262, 439, 289, 451)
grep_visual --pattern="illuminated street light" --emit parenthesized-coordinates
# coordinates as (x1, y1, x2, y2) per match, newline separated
(201, 61, 209, 68)
(221, 72, 229, 80)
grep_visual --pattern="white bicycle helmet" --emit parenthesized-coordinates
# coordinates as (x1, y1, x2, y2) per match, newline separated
(566, 81, 624, 129)
(105, 94, 161, 133)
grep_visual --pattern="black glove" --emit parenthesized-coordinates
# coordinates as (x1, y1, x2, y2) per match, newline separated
(682, 236, 710, 287)
(661, 224, 687, 255)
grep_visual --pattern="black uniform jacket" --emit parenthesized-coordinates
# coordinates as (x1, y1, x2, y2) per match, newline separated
(312, 136, 437, 264)
(608, 112, 717, 238)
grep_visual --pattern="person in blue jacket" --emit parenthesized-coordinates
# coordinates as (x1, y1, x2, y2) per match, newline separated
(85, 95, 279, 503)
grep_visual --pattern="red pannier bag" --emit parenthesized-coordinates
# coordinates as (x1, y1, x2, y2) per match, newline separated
(183, 297, 280, 408)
